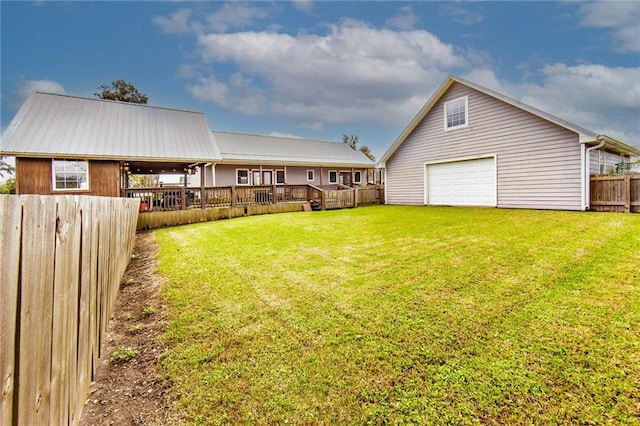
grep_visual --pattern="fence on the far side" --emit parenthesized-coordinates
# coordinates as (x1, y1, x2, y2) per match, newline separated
(590, 175, 640, 213)
(0, 195, 139, 426)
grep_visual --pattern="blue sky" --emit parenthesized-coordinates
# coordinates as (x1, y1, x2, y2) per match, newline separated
(2, 0, 639, 162)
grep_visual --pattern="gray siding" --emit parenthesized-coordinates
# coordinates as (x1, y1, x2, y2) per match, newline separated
(387, 83, 584, 210)
(211, 164, 368, 186)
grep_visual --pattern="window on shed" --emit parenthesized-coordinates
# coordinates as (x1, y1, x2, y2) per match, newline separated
(307, 170, 315, 182)
(329, 170, 338, 184)
(354, 171, 362, 184)
(237, 169, 249, 185)
(444, 96, 468, 131)
(53, 159, 89, 190)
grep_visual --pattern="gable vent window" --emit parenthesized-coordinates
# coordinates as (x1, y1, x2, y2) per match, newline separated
(444, 96, 468, 131)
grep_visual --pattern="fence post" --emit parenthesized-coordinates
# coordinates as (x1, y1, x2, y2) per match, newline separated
(625, 175, 631, 213)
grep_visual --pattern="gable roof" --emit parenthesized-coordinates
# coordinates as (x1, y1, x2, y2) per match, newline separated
(379, 75, 640, 165)
(213, 131, 375, 167)
(0, 92, 221, 162)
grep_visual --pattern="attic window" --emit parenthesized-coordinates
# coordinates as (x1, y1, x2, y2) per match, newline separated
(52, 159, 89, 191)
(444, 96, 468, 131)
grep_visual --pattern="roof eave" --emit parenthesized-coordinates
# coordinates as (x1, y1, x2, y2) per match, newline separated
(5, 151, 222, 163)
(581, 135, 640, 156)
(216, 158, 375, 168)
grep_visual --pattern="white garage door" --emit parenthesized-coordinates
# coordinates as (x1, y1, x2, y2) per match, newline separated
(426, 157, 496, 206)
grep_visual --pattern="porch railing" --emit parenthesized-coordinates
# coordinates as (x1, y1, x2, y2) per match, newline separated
(123, 184, 318, 212)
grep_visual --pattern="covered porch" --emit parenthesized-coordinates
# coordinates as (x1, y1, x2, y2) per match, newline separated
(121, 160, 383, 214)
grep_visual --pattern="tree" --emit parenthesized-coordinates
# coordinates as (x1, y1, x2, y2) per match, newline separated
(0, 156, 14, 178)
(342, 134, 375, 162)
(129, 174, 157, 188)
(342, 134, 359, 150)
(358, 145, 375, 162)
(0, 177, 16, 194)
(95, 80, 148, 104)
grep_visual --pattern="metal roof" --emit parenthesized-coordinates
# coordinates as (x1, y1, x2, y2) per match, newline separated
(379, 75, 640, 166)
(0, 92, 221, 162)
(213, 131, 375, 167)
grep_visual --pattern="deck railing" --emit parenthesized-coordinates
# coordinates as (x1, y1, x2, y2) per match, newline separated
(123, 184, 384, 212)
(123, 184, 321, 212)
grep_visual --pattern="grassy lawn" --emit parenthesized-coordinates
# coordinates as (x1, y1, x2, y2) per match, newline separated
(154, 206, 640, 425)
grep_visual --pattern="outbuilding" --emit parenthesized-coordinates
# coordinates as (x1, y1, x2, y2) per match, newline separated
(379, 75, 639, 211)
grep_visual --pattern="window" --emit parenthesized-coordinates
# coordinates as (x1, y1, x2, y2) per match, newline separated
(53, 159, 89, 190)
(252, 170, 261, 185)
(275, 170, 285, 184)
(307, 170, 315, 182)
(262, 171, 272, 185)
(444, 96, 468, 131)
(354, 171, 362, 184)
(237, 169, 249, 185)
(329, 170, 338, 184)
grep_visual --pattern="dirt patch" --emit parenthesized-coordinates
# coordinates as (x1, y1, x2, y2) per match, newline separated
(79, 231, 181, 426)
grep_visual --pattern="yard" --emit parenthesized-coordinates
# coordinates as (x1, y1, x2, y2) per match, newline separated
(154, 205, 640, 424)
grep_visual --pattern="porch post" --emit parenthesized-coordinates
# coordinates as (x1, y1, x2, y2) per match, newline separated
(200, 162, 206, 209)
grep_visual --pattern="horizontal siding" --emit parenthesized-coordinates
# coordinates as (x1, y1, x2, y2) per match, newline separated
(212, 165, 368, 187)
(387, 83, 583, 210)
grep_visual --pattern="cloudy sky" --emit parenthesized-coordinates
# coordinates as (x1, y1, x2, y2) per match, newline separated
(1, 0, 639, 160)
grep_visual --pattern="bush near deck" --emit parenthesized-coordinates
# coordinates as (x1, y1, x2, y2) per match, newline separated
(155, 206, 640, 425)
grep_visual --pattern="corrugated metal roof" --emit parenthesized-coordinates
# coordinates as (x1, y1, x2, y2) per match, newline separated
(0, 92, 221, 162)
(213, 131, 375, 167)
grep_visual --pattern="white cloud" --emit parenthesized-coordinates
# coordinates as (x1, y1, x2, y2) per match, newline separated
(292, 0, 313, 13)
(386, 5, 419, 30)
(190, 19, 468, 128)
(578, 2, 640, 53)
(206, 3, 269, 33)
(439, 4, 484, 26)
(518, 64, 640, 143)
(173, 9, 638, 147)
(17, 79, 66, 100)
(152, 8, 196, 34)
(153, 3, 269, 35)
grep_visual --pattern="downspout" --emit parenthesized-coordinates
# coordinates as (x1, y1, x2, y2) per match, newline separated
(584, 136, 606, 211)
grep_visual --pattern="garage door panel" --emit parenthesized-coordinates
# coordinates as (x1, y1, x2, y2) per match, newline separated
(426, 158, 496, 206)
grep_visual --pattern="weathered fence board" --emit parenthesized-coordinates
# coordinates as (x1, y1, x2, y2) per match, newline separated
(0, 197, 21, 426)
(590, 175, 640, 213)
(19, 196, 56, 425)
(0, 195, 138, 426)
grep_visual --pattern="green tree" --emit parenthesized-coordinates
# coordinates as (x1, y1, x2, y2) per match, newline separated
(0, 177, 16, 194)
(341, 134, 375, 162)
(129, 174, 157, 188)
(95, 80, 148, 104)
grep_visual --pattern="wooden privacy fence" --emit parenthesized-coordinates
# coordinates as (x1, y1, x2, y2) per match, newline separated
(590, 175, 640, 213)
(0, 195, 139, 426)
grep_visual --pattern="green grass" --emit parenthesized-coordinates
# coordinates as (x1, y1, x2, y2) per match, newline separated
(154, 206, 640, 425)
